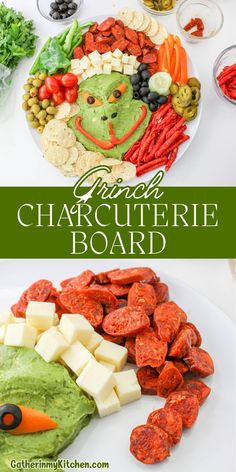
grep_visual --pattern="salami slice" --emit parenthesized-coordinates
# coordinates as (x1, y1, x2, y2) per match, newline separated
(95, 269, 119, 285)
(97, 17, 116, 32)
(165, 391, 199, 428)
(106, 283, 131, 297)
(183, 347, 214, 378)
(137, 366, 159, 395)
(171, 359, 189, 375)
(147, 408, 183, 446)
(183, 322, 202, 347)
(105, 298, 127, 315)
(153, 282, 169, 304)
(108, 267, 156, 285)
(130, 424, 170, 464)
(111, 25, 125, 40)
(168, 327, 193, 358)
(124, 27, 139, 44)
(127, 42, 142, 57)
(153, 301, 186, 343)
(12, 279, 53, 317)
(156, 361, 184, 398)
(177, 379, 211, 406)
(75, 286, 118, 308)
(128, 283, 157, 315)
(102, 306, 150, 337)
(125, 337, 136, 364)
(59, 290, 103, 328)
(60, 270, 95, 291)
(111, 39, 129, 52)
(135, 329, 168, 368)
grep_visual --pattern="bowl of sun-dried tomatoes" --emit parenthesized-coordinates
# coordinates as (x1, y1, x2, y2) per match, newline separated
(176, 0, 223, 43)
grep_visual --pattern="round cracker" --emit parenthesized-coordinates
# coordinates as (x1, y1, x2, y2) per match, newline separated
(100, 158, 122, 167)
(117, 7, 134, 26)
(69, 103, 80, 118)
(56, 127, 76, 148)
(112, 161, 136, 182)
(41, 134, 51, 152)
(85, 151, 104, 170)
(146, 18, 159, 37)
(55, 102, 71, 120)
(67, 146, 79, 164)
(140, 13, 151, 32)
(59, 163, 78, 177)
(129, 11, 145, 30)
(151, 24, 168, 45)
(43, 119, 66, 142)
(44, 143, 69, 167)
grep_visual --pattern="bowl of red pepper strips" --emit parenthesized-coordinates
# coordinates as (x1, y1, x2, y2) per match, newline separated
(213, 46, 236, 105)
(176, 0, 223, 42)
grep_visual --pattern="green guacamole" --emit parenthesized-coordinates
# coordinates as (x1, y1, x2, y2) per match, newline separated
(0, 346, 95, 471)
(68, 72, 151, 159)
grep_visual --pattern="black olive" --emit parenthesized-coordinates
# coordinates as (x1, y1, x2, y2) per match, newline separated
(157, 95, 168, 104)
(87, 96, 95, 104)
(64, 0, 72, 3)
(133, 91, 140, 100)
(101, 115, 108, 121)
(138, 63, 148, 72)
(139, 87, 149, 97)
(132, 83, 140, 92)
(113, 89, 121, 99)
(148, 92, 159, 102)
(56, 0, 64, 3)
(59, 3, 68, 11)
(62, 13, 69, 18)
(0, 404, 22, 431)
(141, 80, 148, 88)
(141, 70, 151, 81)
(149, 102, 159, 112)
(49, 10, 54, 16)
(50, 2, 58, 9)
(69, 2, 77, 8)
(131, 73, 141, 86)
(68, 9, 75, 15)
(111, 112, 118, 118)
(52, 11, 61, 19)
(142, 96, 150, 104)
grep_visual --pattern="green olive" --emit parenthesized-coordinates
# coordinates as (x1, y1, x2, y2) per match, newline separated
(183, 105, 198, 121)
(39, 118, 47, 126)
(41, 99, 50, 109)
(23, 84, 31, 92)
(31, 119, 40, 129)
(33, 79, 43, 88)
(28, 97, 39, 107)
(23, 93, 31, 101)
(187, 77, 201, 89)
(178, 85, 192, 107)
(30, 87, 38, 97)
(27, 112, 35, 122)
(172, 93, 184, 108)
(46, 106, 56, 115)
(191, 86, 201, 105)
(162, 0, 172, 9)
(46, 115, 53, 122)
(22, 102, 29, 111)
(170, 83, 179, 95)
(38, 73, 47, 81)
(31, 104, 41, 115)
(35, 71, 40, 78)
(37, 110, 47, 120)
(27, 77, 34, 85)
(37, 126, 44, 134)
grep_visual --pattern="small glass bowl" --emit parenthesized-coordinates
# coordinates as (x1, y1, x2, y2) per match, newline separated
(213, 45, 236, 106)
(36, 0, 82, 25)
(176, 0, 224, 43)
(139, 0, 180, 16)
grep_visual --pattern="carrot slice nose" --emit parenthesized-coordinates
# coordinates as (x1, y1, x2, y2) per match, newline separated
(0, 404, 58, 435)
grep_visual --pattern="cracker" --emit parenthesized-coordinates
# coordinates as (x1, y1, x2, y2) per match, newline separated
(100, 158, 122, 166)
(112, 161, 136, 182)
(55, 102, 71, 120)
(43, 143, 69, 167)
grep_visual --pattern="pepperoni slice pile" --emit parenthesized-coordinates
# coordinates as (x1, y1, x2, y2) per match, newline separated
(11, 267, 214, 465)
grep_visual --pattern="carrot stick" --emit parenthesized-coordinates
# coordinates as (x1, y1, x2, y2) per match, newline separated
(167, 34, 174, 56)
(175, 35, 182, 47)
(164, 39, 171, 72)
(7, 405, 58, 435)
(179, 46, 188, 84)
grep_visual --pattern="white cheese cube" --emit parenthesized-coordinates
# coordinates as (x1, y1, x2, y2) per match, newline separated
(26, 301, 55, 331)
(0, 311, 14, 325)
(103, 63, 112, 75)
(113, 48, 123, 59)
(84, 331, 103, 353)
(14, 317, 26, 323)
(81, 72, 88, 81)
(35, 328, 68, 362)
(72, 67, 84, 76)
(102, 51, 113, 63)
(89, 50, 102, 66)
(121, 54, 129, 64)
(111, 58, 121, 71)
(0, 325, 6, 344)
(4, 323, 37, 349)
(123, 64, 134, 76)
(95, 340, 127, 371)
(99, 361, 116, 373)
(93, 66, 103, 75)
(59, 314, 94, 345)
(61, 341, 93, 375)
(76, 359, 116, 401)
(71, 59, 81, 70)
(86, 67, 96, 78)
(95, 390, 120, 417)
(128, 55, 137, 65)
(114, 370, 141, 406)
(80, 56, 91, 70)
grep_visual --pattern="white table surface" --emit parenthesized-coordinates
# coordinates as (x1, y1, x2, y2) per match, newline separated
(0, 0, 235, 186)
(0, 259, 235, 322)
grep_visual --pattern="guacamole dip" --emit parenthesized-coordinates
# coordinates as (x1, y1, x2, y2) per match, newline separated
(0, 346, 95, 471)
(68, 72, 151, 159)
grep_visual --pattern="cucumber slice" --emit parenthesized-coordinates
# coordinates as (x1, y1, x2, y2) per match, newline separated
(149, 72, 172, 96)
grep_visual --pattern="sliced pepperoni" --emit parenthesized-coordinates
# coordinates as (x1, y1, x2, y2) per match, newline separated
(138, 32, 146, 49)
(60, 270, 95, 291)
(165, 391, 199, 428)
(153, 282, 169, 304)
(168, 327, 193, 358)
(156, 361, 184, 398)
(111, 39, 129, 52)
(106, 283, 131, 298)
(125, 337, 136, 364)
(105, 298, 127, 315)
(124, 27, 139, 44)
(135, 329, 168, 368)
(128, 283, 157, 315)
(89, 23, 98, 33)
(75, 285, 118, 308)
(111, 25, 125, 40)
(13, 279, 53, 317)
(153, 301, 186, 343)
(95, 43, 111, 53)
(184, 347, 214, 378)
(59, 290, 103, 328)
(97, 17, 116, 32)
(94, 269, 119, 285)
(108, 267, 156, 285)
(145, 37, 156, 48)
(102, 306, 150, 337)
(73, 46, 85, 59)
(95, 33, 112, 44)
(177, 379, 211, 406)
(84, 32, 95, 52)
(116, 19, 124, 28)
(147, 408, 183, 446)
(142, 52, 158, 64)
(183, 322, 202, 347)
(127, 42, 142, 57)
(130, 424, 170, 464)
(171, 359, 189, 375)
(136, 366, 159, 395)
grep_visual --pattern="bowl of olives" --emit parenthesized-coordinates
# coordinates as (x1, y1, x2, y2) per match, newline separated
(36, 0, 81, 24)
(140, 0, 179, 16)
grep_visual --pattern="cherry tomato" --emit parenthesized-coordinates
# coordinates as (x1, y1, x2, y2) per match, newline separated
(61, 73, 78, 88)
(38, 84, 51, 100)
(45, 76, 60, 94)
(53, 73, 64, 84)
(65, 86, 78, 103)
(52, 89, 65, 105)
(73, 47, 84, 60)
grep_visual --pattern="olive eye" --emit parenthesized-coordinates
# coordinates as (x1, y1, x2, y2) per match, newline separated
(113, 89, 122, 99)
(108, 83, 128, 103)
(81, 92, 102, 107)
(87, 96, 95, 104)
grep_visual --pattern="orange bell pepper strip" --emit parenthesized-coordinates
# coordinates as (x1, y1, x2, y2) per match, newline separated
(172, 44, 180, 82)
(167, 34, 174, 56)
(175, 35, 182, 47)
(157, 44, 165, 71)
(179, 46, 188, 84)
(164, 39, 171, 72)
(0, 404, 58, 435)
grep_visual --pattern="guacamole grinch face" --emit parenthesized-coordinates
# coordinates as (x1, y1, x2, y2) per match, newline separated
(69, 72, 151, 159)
(0, 346, 95, 471)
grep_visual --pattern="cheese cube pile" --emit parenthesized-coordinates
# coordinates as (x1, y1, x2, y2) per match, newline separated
(59, 313, 93, 345)
(61, 341, 93, 375)
(26, 301, 55, 331)
(4, 323, 37, 349)
(114, 370, 141, 405)
(95, 340, 128, 371)
(71, 50, 140, 82)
